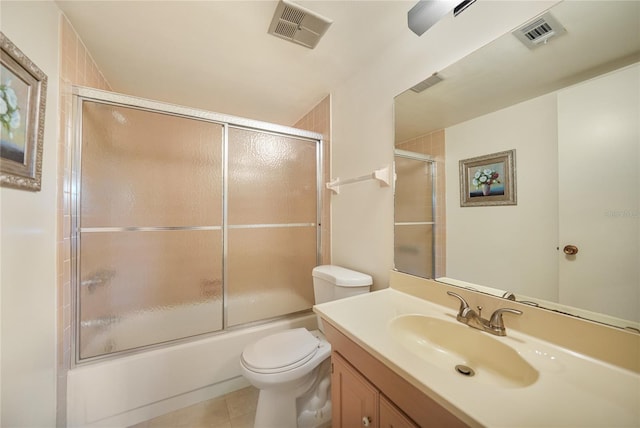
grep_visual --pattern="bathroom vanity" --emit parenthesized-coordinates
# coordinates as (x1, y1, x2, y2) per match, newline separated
(326, 321, 464, 427)
(314, 272, 640, 428)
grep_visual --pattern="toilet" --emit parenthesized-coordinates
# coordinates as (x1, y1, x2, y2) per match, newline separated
(240, 265, 372, 428)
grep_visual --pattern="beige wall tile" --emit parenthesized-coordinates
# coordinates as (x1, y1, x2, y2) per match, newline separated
(294, 95, 331, 265)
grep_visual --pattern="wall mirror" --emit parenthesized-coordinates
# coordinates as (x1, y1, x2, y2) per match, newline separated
(394, 0, 639, 331)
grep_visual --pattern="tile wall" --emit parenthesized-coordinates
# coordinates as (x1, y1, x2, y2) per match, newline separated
(396, 130, 446, 277)
(294, 95, 332, 264)
(57, 14, 113, 426)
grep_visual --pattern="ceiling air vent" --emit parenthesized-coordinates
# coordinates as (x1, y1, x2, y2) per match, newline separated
(513, 12, 566, 50)
(410, 73, 443, 93)
(268, 0, 333, 49)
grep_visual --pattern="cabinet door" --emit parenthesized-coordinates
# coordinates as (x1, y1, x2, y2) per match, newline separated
(332, 352, 378, 428)
(379, 395, 418, 428)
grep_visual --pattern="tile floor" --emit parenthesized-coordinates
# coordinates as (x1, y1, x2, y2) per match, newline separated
(129, 386, 258, 428)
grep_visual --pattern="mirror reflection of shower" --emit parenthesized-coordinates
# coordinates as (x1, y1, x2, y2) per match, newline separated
(394, 150, 436, 279)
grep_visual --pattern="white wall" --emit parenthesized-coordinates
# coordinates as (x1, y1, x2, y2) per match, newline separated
(0, 1, 60, 426)
(329, 1, 558, 289)
(445, 94, 559, 300)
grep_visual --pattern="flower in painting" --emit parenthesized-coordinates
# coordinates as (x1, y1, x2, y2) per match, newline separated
(0, 79, 21, 137)
(472, 167, 501, 189)
(9, 110, 20, 129)
(4, 87, 17, 109)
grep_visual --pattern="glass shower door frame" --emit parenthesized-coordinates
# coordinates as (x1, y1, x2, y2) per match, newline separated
(222, 125, 323, 328)
(71, 86, 324, 364)
(393, 149, 436, 279)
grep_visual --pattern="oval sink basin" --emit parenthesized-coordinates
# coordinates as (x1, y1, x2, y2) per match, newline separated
(389, 315, 539, 388)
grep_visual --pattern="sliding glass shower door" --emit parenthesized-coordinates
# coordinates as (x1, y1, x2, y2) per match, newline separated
(394, 151, 436, 278)
(78, 102, 225, 359)
(226, 128, 318, 326)
(74, 90, 321, 361)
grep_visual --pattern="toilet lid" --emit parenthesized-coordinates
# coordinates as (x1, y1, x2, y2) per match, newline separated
(241, 328, 320, 373)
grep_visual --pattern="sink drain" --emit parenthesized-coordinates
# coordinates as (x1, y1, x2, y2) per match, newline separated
(455, 364, 475, 377)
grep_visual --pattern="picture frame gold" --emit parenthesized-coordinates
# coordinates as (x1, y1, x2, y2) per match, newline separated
(0, 32, 47, 191)
(459, 149, 516, 207)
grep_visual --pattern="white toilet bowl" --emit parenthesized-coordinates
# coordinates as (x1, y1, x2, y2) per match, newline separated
(240, 328, 331, 428)
(240, 265, 372, 428)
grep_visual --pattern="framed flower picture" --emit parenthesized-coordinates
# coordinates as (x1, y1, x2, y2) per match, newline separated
(459, 149, 516, 207)
(0, 32, 47, 191)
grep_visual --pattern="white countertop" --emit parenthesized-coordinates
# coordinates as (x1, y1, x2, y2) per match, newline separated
(313, 288, 640, 427)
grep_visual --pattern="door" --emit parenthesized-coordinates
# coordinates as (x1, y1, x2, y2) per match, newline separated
(332, 352, 378, 428)
(557, 64, 639, 322)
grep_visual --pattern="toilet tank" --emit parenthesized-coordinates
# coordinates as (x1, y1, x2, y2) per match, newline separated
(312, 265, 372, 304)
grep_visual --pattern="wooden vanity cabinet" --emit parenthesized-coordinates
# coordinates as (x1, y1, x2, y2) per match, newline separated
(331, 352, 381, 427)
(332, 351, 417, 428)
(324, 321, 467, 428)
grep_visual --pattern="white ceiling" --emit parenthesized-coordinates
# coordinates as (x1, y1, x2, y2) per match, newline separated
(56, 0, 415, 126)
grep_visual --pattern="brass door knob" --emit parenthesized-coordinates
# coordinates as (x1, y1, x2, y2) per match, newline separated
(563, 245, 579, 255)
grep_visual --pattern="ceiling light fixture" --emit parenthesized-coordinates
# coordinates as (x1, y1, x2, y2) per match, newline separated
(408, 0, 477, 36)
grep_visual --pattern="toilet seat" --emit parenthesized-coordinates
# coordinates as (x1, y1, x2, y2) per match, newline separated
(241, 328, 320, 374)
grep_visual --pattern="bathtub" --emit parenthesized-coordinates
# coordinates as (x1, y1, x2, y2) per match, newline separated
(67, 310, 318, 427)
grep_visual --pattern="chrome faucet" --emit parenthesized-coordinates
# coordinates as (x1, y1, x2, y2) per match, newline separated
(447, 291, 522, 336)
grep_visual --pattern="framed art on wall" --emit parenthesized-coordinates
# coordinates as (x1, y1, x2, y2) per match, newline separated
(0, 32, 47, 191)
(459, 149, 516, 207)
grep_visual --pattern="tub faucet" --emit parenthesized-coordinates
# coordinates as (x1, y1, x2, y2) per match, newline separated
(447, 291, 522, 336)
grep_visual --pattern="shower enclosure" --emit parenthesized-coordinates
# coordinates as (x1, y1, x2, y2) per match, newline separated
(393, 149, 436, 278)
(72, 88, 323, 362)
